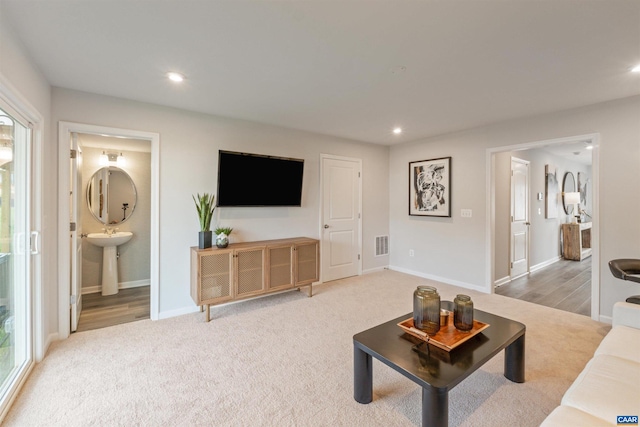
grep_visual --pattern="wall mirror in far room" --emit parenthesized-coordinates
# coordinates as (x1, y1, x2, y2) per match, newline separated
(562, 171, 576, 215)
(87, 166, 137, 225)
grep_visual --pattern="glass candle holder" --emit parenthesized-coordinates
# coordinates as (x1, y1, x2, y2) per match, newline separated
(454, 294, 474, 332)
(413, 285, 441, 336)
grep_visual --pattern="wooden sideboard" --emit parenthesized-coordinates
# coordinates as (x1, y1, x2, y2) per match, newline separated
(562, 222, 592, 261)
(190, 237, 319, 321)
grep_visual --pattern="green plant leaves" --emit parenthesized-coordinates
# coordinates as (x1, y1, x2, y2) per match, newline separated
(193, 193, 215, 231)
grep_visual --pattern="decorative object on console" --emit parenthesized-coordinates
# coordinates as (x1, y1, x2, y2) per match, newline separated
(409, 157, 451, 217)
(454, 294, 474, 331)
(545, 164, 558, 219)
(563, 192, 581, 223)
(214, 226, 233, 248)
(413, 285, 441, 335)
(193, 193, 215, 249)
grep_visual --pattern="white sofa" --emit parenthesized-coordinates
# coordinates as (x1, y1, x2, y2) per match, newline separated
(541, 302, 640, 426)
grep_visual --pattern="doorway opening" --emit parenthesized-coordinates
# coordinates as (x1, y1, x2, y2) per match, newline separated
(58, 122, 159, 339)
(488, 134, 599, 319)
(74, 133, 151, 332)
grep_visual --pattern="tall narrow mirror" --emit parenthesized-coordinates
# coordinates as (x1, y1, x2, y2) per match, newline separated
(562, 171, 576, 215)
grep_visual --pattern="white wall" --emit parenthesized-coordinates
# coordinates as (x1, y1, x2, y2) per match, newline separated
(0, 11, 56, 348)
(52, 88, 390, 316)
(494, 149, 592, 281)
(390, 95, 640, 317)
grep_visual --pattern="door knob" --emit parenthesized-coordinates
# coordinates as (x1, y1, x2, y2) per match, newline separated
(324, 224, 329, 229)
(525, 222, 531, 226)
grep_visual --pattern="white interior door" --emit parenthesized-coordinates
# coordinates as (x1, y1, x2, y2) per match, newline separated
(321, 155, 361, 282)
(70, 134, 82, 332)
(510, 157, 530, 279)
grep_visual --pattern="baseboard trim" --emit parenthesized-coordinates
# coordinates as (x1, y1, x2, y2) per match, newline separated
(598, 314, 612, 324)
(158, 305, 201, 320)
(363, 266, 388, 275)
(42, 332, 59, 360)
(388, 265, 487, 293)
(494, 276, 511, 288)
(82, 279, 150, 295)
(529, 256, 562, 273)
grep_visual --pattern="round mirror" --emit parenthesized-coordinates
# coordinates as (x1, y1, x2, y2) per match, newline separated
(562, 172, 576, 215)
(87, 166, 137, 225)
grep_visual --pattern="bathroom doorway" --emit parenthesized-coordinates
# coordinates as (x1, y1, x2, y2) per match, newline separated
(58, 122, 159, 339)
(75, 133, 151, 331)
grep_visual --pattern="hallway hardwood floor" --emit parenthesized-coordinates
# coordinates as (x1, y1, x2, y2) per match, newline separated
(495, 258, 591, 316)
(76, 286, 150, 332)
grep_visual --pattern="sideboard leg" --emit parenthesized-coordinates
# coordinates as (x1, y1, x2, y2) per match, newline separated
(200, 305, 204, 312)
(205, 304, 210, 322)
(307, 285, 313, 297)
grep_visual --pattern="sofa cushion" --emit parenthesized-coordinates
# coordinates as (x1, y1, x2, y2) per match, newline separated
(561, 354, 640, 424)
(594, 325, 640, 363)
(540, 406, 613, 427)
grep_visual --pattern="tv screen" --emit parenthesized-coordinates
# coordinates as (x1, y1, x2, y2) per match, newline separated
(216, 150, 304, 207)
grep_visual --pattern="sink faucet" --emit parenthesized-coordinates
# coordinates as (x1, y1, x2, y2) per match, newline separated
(102, 227, 117, 236)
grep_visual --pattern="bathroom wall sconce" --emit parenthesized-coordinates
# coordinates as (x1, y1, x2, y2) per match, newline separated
(99, 151, 126, 167)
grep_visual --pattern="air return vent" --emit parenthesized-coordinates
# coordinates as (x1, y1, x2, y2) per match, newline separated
(375, 235, 389, 257)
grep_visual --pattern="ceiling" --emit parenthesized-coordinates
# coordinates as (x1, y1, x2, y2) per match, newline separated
(2, 0, 639, 146)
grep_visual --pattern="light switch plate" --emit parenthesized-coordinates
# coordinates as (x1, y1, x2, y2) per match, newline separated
(461, 209, 472, 218)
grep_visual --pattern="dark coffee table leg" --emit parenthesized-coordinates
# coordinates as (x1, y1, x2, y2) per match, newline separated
(354, 345, 373, 404)
(504, 333, 525, 383)
(422, 386, 448, 427)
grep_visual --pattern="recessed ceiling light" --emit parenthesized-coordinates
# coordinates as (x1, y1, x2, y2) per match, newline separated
(167, 72, 185, 82)
(631, 64, 640, 73)
(393, 127, 402, 135)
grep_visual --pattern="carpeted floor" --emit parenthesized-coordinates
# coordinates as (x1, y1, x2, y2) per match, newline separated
(4, 270, 610, 426)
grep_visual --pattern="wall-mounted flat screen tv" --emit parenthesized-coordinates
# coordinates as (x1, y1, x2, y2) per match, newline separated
(216, 150, 304, 207)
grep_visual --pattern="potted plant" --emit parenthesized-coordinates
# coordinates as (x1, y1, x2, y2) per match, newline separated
(193, 193, 215, 249)
(214, 226, 233, 248)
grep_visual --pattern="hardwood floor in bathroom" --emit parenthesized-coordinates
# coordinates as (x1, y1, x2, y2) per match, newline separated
(76, 286, 150, 332)
(495, 257, 591, 316)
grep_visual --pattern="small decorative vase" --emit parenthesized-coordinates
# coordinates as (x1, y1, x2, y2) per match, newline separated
(413, 285, 441, 336)
(454, 294, 474, 332)
(199, 231, 212, 249)
(216, 233, 229, 249)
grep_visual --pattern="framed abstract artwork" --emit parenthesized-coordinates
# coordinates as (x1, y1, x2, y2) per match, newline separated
(545, 164, 558, 219)
(409, 157, 451, 217)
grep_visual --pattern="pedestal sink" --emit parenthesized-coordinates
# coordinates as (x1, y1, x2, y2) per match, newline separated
(87, 232, 133, 296)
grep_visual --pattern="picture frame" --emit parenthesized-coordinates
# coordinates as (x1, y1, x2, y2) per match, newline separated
(545, 164, 558, 219)
(409, 157, 451, 217)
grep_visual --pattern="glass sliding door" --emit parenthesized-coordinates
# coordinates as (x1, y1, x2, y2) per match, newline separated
(0, 105, 32, 415)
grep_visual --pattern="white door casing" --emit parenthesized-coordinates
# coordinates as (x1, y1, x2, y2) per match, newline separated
(58, 122, 160, 339)
(510, 157, 529, 279)
(70, 133, 82, 332)
(320, 155, 362, 282)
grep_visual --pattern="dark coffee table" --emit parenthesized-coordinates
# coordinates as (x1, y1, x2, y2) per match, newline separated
(353, 301, 525, 427)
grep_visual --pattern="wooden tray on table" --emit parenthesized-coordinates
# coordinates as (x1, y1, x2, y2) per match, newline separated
(397, 317, 490, 352)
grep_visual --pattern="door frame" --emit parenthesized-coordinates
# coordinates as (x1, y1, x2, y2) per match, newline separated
(509, 156, 530, 280)
(486, 133, 600, 321)
(318, 153, 363, 282)
(58, 122, 159, 339)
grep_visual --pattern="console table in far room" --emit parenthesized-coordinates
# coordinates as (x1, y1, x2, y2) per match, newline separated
(562, 222, 592, 261)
